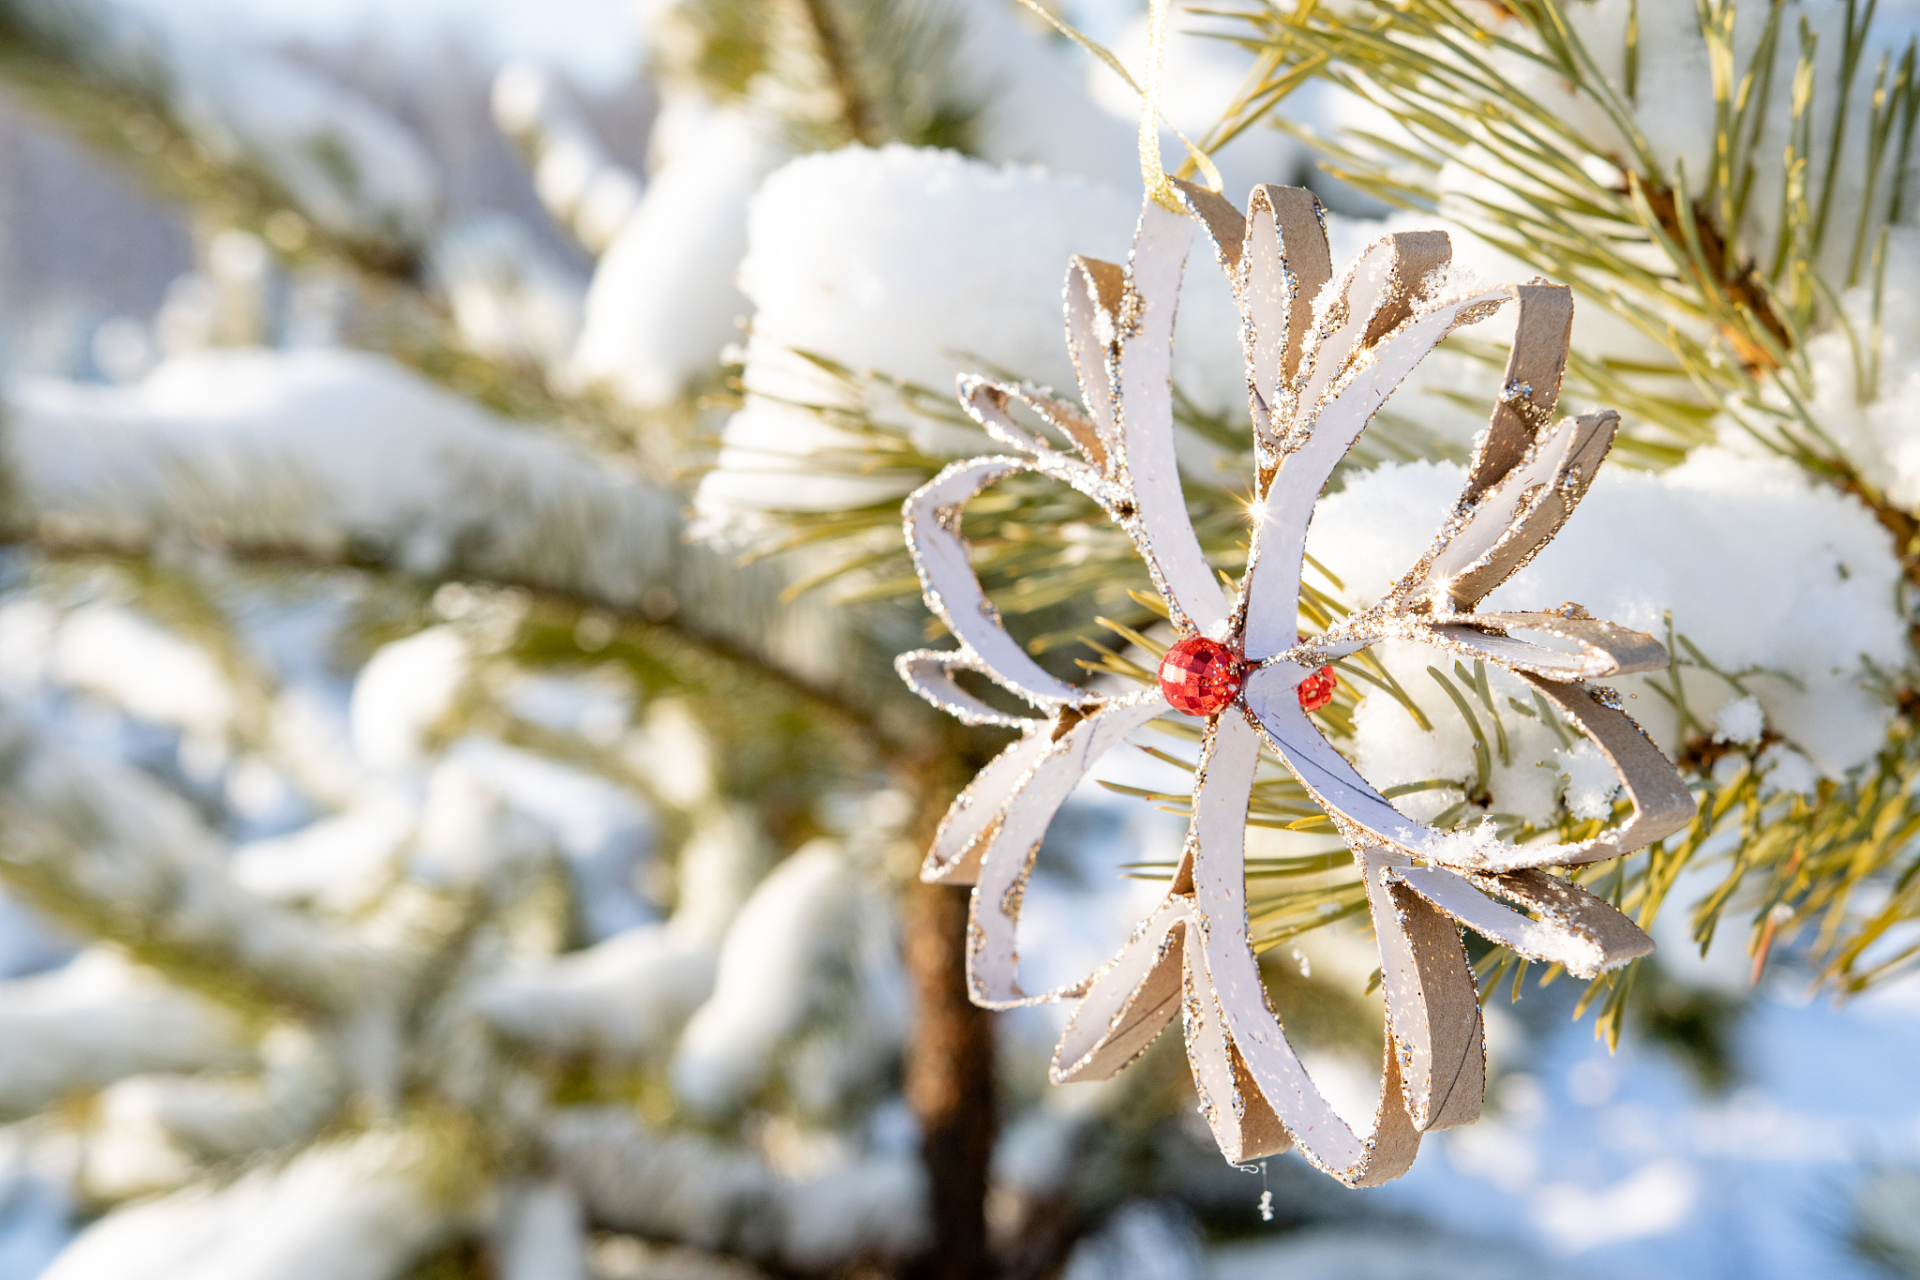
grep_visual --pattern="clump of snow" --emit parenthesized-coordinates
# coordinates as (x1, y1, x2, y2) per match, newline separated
(8, 345, 837, 694)
(11, 348, 673, 580)
(570, 103, 781, 408)
(0, 710, 382, 1010)
(1558, 741, 1621, 822)
(348, 626, 468, 772)
(1757, 743, 1820, 799)
(1713, 695, 1766, 747)
(409, 758, 554, 889)
(158, 29, 441, 249)
(472, 801, 756, 1055)
(448, 737, 660, 939)
(548, 1108, 929, 1269)
(1309, 450, 1907, 816)
(41, 1128, 454, 1280)
(82, 1025, 341, 1197)
(693, 143, 1281, 533)
(474, 923, 717, 1056)
(695, 145, 1137, 529)
(0, 950, 251, 1118)
(1428, 818, 1516, 870)
(672, 841, 896, 1117)
(52, 604, 236, 742)
(229, 792, 415, 907)
(672, 842, 852, 1113)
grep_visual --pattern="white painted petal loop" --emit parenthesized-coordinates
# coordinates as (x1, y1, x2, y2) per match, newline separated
(1238, 264, 1512, 660)
(962, 692, 1166, 1008)
(1051, 896, 1189, 1084)
(900, 458, 1090, 714)
(894, 650, 1049, 729)
(956, 376, 1112, 481)
(1402, 410, 1619, 614)
(1106, 202, 1230, 637)
(923, 726, 1059, 884)
(1416, 612, 1670, 681)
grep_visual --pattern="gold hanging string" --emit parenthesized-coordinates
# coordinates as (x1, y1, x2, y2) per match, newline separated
(1014, 0, 1223, 210)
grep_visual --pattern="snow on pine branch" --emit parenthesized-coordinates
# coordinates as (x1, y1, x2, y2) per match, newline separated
(40, 1127, 459, 1280)
(0, 949, 250, 1120)
(547, 1107, 928, 1271)
(0, 706, 388, 1013)
(695, 145, 1236, 533)
(1307, 450, 1908, 814)
(4, 348, 838, 688)
(565, 0, 1144, 413)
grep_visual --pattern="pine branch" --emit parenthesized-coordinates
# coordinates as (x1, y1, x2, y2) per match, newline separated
(1213, 0, 1918, 475)
(2, 526, 910, 759)
(791, 0, 881, 145)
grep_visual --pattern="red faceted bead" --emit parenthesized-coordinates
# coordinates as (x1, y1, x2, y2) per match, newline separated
(1298, 664, 1338, 712)
(1158, 635, 1244, 716)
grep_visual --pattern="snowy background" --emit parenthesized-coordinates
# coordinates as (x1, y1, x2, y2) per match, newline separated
(1, 0, 1918, 1278)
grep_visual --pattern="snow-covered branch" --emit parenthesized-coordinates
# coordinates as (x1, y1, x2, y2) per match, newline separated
(42, 1127, 465, 1280)
(547, 1107, 927, 1272)
(0, 950, 250, 1119)
(3, 348, 866, 732)
(0, 707, 387, 1013)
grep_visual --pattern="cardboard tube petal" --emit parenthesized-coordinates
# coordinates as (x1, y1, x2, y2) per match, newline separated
(1181, 938, 1292, 1163)
(958, 376, 1111, 475)
(1239, 284, 1510, 661)
(1467, 867, 1655, 974)
(1052, 897, 1189, 1083)
(1243, 664, 1454, 861)
(1417, 613, 1669, 681)
(1392, 864, 1651, 979)
(922, 725, 1059, 884)
(1358, 847, 1485, 1131)
(1240, 185, 1332, 421)
(964, 693, 1167, 1007)
(1462, 282, 1574, 506)
(1185, 712, 1370, 1174)
(901, 459, 1089, 711)
(1110, 200, 1229, 636)
(1064, 254, 1127, 450)
(1401, 411, 1619, 612)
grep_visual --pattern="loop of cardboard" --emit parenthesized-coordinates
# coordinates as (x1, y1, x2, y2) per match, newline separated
(1463, 283, 1575, 506)
(958, 375, 1111, 474)
(955, 693, 1167, 1008)
(1400, 410, 1620, 613)
(1416, 612, 1671, 681)
(1231, 236, 1512, 659)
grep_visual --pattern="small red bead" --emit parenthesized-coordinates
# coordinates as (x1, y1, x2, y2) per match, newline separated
(1297, 665, 1338, 712)
(1158, 635, 1244, 716)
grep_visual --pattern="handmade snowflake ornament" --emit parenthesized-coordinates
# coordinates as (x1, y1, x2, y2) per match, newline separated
(894, 181, 1696, 1186)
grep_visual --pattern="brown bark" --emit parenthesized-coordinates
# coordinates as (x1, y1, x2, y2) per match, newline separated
(902, 757, 996, 1280)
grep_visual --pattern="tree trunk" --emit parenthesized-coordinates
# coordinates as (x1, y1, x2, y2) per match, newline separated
(902, 755, 996, 1280)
